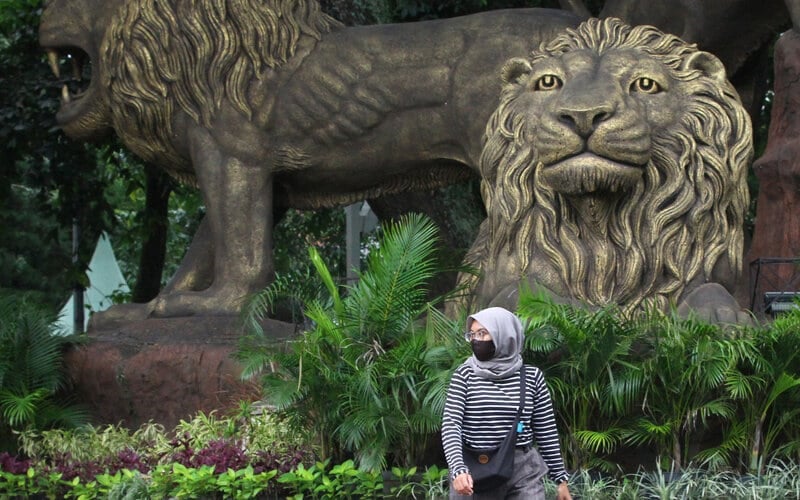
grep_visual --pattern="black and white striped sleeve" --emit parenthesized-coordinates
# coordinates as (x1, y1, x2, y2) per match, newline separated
(441, 365, 470, 478)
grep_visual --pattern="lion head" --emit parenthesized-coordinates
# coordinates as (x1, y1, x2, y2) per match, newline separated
(40, 0, 341, 180)
(466, 17, 752, 313)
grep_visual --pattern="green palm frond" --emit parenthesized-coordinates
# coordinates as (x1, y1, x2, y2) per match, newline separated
(0, 388, 47, 428)
(694, 420, 747, 471)
(624, 418, 674, 447)
(691, 398, 735, 426)
(29, 400, 90, 431)
(308, 246, 342, 316)
(241, 265, 326, 334)
(763, 372, 800, 418)
(343, 214, 439, 344)
(573, 428, 624, 454)
(601, 365, 645, 416)
(724, 369, 756, 400)
(235, 213, 457, 469)
(232, 341, 275, 381)
(0, 296, 87, 435)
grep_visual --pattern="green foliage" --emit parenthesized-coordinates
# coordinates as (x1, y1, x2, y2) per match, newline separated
(278, 459, 382, 499)
(18, 421, 169, 465)
(518, 291, 646, 472)
(518, 289, 800, 475)
(238, 213, 468, 471)
(388, 464, 449, 499)
(723, 310, 800, 474)
(0, 467, 64, 499)
(0, 0, 118, 308)
(18, 409, 310, 472)
(274, 208, 347, 281)
(628, 310, 757, 472)
(0, 296, 87, 450)
(6, 456, 800, 499)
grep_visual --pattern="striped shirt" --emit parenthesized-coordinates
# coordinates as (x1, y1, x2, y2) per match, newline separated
(441, 363, 569, 484)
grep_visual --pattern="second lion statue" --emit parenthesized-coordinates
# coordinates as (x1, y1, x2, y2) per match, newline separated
(39, 0, 580, 322)
(461, 17, 753, 323)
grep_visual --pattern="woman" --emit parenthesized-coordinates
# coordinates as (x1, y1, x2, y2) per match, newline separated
(442, 307, 571, 499)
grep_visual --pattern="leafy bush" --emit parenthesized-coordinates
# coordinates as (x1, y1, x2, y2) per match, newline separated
(723, 310, 800, 474)
(2, 410, 318, 498)
(520, 292, 645, 472)
(0, 296, 88, 451)
(237, 213, 469, 471)
(518, 290, 800, 475)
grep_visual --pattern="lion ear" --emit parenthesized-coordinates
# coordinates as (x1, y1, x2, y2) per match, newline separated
(501, 58, 533, 86)
(682, 51, 728, 83)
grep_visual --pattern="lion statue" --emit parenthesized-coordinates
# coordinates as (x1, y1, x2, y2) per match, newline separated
(459, 17, 753, 323)
(39, 0, 581, 322)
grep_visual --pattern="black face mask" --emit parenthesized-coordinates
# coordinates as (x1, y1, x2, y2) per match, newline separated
(471, 340, 496, 361)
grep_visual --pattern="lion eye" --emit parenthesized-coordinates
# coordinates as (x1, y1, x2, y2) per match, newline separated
(631, 77, 661, 94)
(534, 74, 563, 91)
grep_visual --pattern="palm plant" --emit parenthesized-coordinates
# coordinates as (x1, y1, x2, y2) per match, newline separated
(517, 291, 646, 472)
(626, 310, 756, 472)
(721, 310, 800, 474)
(0, 296, 88, 450)
(235, 213, 468, 471)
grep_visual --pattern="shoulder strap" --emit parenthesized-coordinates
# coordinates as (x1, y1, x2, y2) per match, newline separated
(516, 365, 526, 419)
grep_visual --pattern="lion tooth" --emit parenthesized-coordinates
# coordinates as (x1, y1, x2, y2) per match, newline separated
(48, 50, 60, 78)
(61, 84, 71, 103)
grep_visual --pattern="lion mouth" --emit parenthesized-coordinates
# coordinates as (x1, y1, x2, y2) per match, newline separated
(539, 153, 644, 195)
(43, 46, 94, 124)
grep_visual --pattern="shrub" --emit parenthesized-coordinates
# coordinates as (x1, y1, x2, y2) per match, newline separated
(0, 296, 88, 450)
(237, 213, 469, 471)
(518, 289, 800, 474)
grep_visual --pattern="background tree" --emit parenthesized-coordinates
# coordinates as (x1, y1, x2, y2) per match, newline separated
(0, 0, 202, 313)
(0, 0, 111, 308)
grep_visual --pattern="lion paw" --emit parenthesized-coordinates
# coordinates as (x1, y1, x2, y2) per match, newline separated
(88, 302, 155, 331)
(151, 288, 246, 318)
(677, 283, 754, 325)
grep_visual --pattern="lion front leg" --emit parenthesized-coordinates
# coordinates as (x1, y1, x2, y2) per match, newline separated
(152, 132, 275, 318)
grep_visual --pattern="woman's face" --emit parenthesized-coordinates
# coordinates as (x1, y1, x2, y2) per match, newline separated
(468, 319, 497, 361)
(467, 320, 493, 341)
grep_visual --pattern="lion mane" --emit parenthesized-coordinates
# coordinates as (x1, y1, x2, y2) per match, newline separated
(100, 0, 342, 181)
(467, 17, 752, 312)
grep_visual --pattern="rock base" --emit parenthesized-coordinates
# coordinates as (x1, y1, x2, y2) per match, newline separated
(64, 316, 298, 430)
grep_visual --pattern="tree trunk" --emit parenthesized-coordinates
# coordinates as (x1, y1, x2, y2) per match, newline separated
(131, 164, 174, 303)
(744, 29, 800, 315)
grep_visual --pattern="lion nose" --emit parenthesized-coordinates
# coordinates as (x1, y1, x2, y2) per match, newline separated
(558, 105, 614, 138)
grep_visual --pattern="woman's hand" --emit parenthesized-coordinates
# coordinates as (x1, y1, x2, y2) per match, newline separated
(556, 480, 571, 500)
(453, 472, 474, 495)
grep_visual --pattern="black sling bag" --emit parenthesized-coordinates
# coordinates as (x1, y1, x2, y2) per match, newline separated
(462, 365, 526, 492)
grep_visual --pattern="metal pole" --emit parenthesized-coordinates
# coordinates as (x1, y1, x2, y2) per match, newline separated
(345, 203, 360, 284)
(72, 218, 84, 334)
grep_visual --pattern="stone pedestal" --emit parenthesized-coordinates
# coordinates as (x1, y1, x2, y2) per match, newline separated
(64, 316, 297, 430)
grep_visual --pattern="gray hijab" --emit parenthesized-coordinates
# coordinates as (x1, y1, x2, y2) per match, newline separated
(464, 307, 524, 379)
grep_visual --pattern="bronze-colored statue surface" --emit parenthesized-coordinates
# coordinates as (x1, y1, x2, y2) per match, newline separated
(461, 17, 753, 323)
(39, 0, 580, 321)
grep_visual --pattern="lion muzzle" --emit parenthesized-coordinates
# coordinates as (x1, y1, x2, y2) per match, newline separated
(539, 153, 643, 195)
